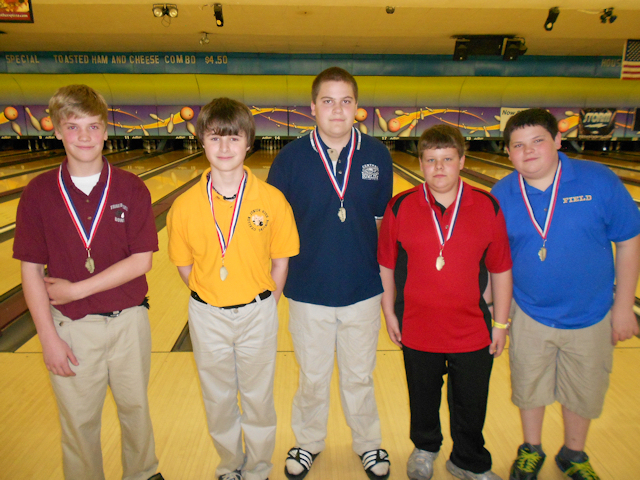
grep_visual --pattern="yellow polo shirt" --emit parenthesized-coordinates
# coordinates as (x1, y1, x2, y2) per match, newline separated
(167, 166, 299, 307)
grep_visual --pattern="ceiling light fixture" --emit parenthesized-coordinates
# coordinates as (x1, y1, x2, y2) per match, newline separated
(200, 32, 210, 45)
(600, 7, 616, 23)
(545, 7, 560, 31)
(214, 3, 224, 27)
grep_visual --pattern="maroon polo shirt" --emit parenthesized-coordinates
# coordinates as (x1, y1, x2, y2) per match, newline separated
(378, 182, 512, 353)
(14, 158, 158, 320)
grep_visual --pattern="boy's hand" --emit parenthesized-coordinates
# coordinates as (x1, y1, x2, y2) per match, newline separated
(44, 277, 80, 305)
(384, 312, 402, 348)
(42, 335, 79, 377)
(489, 328, 507, 357)
(610, 305, 639, 345)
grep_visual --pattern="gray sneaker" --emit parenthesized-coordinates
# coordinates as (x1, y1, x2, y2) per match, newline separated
(407, 448, 439, 480)
(446, 460, 502, 480)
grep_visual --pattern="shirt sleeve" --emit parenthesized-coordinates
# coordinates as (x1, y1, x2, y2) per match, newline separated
(13, 179, 48, 264)
(377, 201, 399, 269)
(484, 206, 513, 274)
(166, 199, 194, 267)
(126, 176, 159, 254)
(269, 190, 300, 259)
(375, 149, 394, 218)
(601, 167, 640, 242)
(266, 149, 291, 199)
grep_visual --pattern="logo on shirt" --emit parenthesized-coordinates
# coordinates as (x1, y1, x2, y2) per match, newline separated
(362, 164, 379, 181)
(248, 209, 269, 231)
(110, 203, 128, 223)
(562, 195, 592, 204)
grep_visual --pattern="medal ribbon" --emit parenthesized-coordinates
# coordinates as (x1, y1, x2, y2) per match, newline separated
(207, 171, 247, 264)
(57, 162, 112, 252)
(518, 161, 562, 242)
(312, 126, 356, 203)
(423, 179, 464, 251)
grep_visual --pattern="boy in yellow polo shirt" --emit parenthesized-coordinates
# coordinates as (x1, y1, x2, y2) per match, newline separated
(167, 98, 299, 480)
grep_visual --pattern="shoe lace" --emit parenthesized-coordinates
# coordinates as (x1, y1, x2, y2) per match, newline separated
(516, 450, 543, 473)
(565, 460, 600, 480)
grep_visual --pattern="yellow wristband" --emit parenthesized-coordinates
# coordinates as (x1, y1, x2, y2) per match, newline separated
(492, 320, 510, 330)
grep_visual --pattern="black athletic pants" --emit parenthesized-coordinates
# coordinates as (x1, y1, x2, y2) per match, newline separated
(403, 345, 494, 474)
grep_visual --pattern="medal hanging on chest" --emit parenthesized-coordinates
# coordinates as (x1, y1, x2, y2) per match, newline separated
(423, 180, 463, 272)
(58, 163, 111, 275)
(312, 127, 356, 223)
(518, 162, 562, 262)
(207, 171, 247, 281)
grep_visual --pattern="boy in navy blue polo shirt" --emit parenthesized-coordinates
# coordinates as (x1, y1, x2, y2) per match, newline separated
(492, 108, 640, 480)
(267, 67, 393, 480)
(378, 124, 512, 480)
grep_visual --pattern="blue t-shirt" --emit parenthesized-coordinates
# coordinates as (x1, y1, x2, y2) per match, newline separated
(492, 153, 640, 329)
(267, 128, 393, 306)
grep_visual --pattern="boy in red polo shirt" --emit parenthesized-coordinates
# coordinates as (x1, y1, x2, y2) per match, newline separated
(378, 125, 512, 480)
(13, 85, 162, 480)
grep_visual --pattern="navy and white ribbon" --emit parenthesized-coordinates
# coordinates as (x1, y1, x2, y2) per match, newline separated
(57, 162, 111, 256)
(207, 170, 247, 265)
(518, 161, 562, 243)
(423, 179, 464, 253)
(311, 126, 356, 205)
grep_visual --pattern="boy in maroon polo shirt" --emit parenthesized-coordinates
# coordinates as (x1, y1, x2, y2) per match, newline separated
(378, 125, 512, 480)
(13, 85, 163, 480)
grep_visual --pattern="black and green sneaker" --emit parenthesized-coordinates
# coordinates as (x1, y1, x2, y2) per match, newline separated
(555, 451, 600, 480)
(509, 443, 546, 480)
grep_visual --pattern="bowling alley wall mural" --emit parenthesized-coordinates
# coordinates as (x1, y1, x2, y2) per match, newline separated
(1, 104, 638, 140)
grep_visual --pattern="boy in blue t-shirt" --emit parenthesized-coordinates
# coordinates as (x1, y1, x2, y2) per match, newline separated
(492, 108, 640, 480)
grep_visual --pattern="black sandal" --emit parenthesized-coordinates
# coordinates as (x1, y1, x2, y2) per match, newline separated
(360, 449, 390, 480)
(284, 447, 319, 480)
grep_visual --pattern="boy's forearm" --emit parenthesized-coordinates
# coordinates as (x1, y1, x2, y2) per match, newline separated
(490, 269, 513, 325)
(63, 251, 153, 301)
(177, 264, 193, 287)
(271, 257, 289, 302)
(613, 234, 640, 310)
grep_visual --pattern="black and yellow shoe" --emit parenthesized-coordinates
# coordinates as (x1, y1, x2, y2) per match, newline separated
(555, 451, 600, 480)
(509, 444, 546, 480)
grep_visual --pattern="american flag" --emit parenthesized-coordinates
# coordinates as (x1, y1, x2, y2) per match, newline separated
(621, 39, 640, 80)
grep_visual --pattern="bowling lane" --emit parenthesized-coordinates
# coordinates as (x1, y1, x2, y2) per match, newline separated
(0, 148, 139, 187)
(0, 152, 66, 178)
(577, 152, 640, 170)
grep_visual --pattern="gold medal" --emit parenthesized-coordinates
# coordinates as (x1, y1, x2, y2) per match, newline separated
(85, 256, 95, 274)
(338, 207, 346, 222)
(538, 246, 547, 262)
(220, 265, 229, 281)
(436, 255, 445, 271)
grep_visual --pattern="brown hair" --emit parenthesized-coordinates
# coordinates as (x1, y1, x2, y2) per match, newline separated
(504, 108, 559, 146)
(196, 97, 255, 148)
(311, 67, 358, 103)
(49, 84, 109, 130)
(418, 124, 465, 159)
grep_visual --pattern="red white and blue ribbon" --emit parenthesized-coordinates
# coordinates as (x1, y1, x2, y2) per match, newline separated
(518, 161, 562, 242)
(423, 179, 464, 252)
(311, 126, 356, 203)
(57, 162, 111, 254)
(207, 170, 247, 265)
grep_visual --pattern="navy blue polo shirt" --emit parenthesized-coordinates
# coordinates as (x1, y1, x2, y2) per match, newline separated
(492, 153, 640, 329)
(267, 129, 393, 307)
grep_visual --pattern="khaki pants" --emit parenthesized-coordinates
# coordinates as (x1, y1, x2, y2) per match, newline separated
(188, 294, 278, 480)
(288, 295, 383, 456)
(50, 306, 157, 480)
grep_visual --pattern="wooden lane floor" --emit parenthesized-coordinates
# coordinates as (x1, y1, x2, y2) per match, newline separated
(0, 151, 67, 178)
(3, 313, 640, 479)
(0, 149, 143, 192)
(0, 150, 209, 302)
(574, 151, 640, 170)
